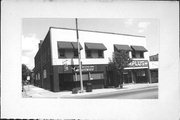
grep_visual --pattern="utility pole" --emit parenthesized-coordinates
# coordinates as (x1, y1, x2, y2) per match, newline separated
(75, 18, 83, 93)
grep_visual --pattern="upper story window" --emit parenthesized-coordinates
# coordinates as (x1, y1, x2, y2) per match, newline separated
(84, 42, 107, 58)
(98, 50, 104, 58)
(74, 50, 78, 58)
(57, 41, 83, 59)
(132, 51, 144, 58)
(86, 50, 92, 58)
(58, 49, 65, 58)
(131, 45, 147, 59)
(140, 52, 144, 58)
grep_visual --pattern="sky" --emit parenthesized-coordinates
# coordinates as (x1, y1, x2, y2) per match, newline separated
(22, 18, 159, 70)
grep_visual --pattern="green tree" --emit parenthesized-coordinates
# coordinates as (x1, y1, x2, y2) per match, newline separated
(22, 64, 31, 84)
(108, 50, 132, 88)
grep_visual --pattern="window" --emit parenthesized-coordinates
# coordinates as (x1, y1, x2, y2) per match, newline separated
(86, 50, 92, 58)
(74, 50, 78, 58)
(137, 70, 145, 76)
(132, 51, 144, 58)
(38, 73, 40, 80)
(36, 74, 38, 80)
(140, 52, 144, 58)
(58, 49, 65, 58)
(98, 50, 104, 58)
(132, 51, 136, 58)
(43, 69, 47, 79)
(91, 73, 104, 79)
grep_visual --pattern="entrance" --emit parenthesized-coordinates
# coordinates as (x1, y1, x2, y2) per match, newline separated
(133, 69, 148, 83)
(123, 70, 132, 84)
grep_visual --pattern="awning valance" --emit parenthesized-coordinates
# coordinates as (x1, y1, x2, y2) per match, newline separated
(85, 42, 107, 50)
(131, 45, 148, 52)
(114, 44, 132, 51)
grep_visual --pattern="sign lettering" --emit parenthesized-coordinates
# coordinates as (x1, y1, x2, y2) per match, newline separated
(75, 66, 94, 72)
(128, 60, 149, 67)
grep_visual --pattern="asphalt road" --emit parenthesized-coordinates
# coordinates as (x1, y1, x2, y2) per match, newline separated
(65, 87, 158, 99)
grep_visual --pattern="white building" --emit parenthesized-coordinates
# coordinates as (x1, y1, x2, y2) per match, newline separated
(34, 27, 151, 92)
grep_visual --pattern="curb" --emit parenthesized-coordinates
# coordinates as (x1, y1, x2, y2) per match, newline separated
(61, 85, 158, 98)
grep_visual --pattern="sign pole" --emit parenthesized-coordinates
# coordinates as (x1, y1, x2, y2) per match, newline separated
(75, 18, 83, 93)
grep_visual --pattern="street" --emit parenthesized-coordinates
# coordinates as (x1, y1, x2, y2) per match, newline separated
(62, 87, 158, 99)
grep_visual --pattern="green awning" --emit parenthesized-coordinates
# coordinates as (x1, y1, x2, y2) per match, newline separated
(71, 42, 83, 50)
(114, 44, 132, 51)
(85, 42, 107, 50)
(131, 45, 148, 52)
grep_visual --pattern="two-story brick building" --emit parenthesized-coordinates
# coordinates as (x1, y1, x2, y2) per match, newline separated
(34, 27, 151, 92)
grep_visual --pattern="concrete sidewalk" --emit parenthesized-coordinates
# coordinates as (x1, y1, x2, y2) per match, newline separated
(22, 83, 158, 98)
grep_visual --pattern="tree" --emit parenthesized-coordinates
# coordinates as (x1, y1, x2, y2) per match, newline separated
(22, 64, 31, 84)
(108, 50, 132, 88)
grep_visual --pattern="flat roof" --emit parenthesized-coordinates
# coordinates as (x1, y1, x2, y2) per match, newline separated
(49, 27, 146, 38)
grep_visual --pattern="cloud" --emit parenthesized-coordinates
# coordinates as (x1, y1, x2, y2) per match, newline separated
(22, 34, 39, 69)
(138, 22, 150, 29)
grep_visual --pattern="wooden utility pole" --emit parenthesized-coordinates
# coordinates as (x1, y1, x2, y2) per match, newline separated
(75, 18, 83, 92)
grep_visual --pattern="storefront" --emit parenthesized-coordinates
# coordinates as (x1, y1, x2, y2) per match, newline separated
(58, 64, 106, 90)
(124, 60, 151, 84)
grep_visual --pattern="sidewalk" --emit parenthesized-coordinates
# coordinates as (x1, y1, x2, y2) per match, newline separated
(22, 83, 158, 98)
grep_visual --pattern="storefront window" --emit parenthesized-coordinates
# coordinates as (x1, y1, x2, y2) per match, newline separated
(91, 73, 104, 79)
(137, 70, 145, 76)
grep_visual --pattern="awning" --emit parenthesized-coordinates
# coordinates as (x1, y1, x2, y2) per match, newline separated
(71, 42, 83, 50)
(85, 42, 107, 50)
(114, 44, 132, 51)
(131, 45, 148, 52)
(57, 41, 73, 49)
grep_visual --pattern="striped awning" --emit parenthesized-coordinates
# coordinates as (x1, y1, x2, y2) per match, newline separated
(85, 42, 107, 50)
(114, 44, 132, 51)
(131, 45, 148, 52)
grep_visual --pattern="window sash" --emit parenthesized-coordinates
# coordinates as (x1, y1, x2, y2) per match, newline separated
(98, 50, 104, 58)
(132, 51, 144, 58)
(86, 50, 92, 58)
(74, 50, 78, 58)
(58, 49, 65, 58)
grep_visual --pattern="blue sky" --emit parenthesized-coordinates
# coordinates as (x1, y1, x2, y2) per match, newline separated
(22, 18, 159, 69)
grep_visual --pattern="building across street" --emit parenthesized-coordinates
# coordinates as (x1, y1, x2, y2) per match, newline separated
(33, 27, 156, 92)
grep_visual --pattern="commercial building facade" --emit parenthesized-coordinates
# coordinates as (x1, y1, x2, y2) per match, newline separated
(34, 27, 151, 92)
(149, 54, 159, 83)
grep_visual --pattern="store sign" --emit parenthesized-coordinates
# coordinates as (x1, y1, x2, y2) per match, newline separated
(75, 66, 95, 72)
(128, 60, 149, 67)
